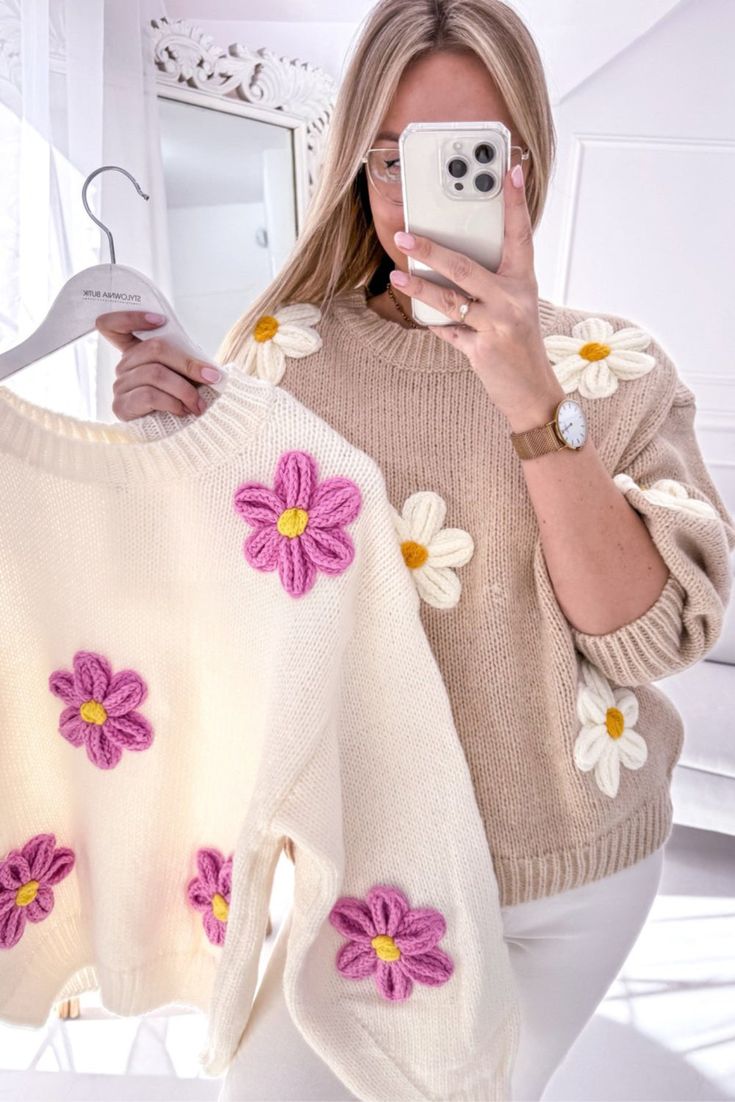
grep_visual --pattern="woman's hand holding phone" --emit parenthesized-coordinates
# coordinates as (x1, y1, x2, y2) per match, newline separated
(390, 162, 563, 428)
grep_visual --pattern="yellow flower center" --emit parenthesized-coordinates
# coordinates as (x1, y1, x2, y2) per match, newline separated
(277, 507, 309, 538)
(16, 880, 39, 907)
(253, 315, 279, 342)
(605, 707, 625, 739)
(579, 340, 611, 362)
(211, 893, 229, 923)
(401, 539, 429, 569)
(372, 933, 401, 962)
(80, 699, 107, 725)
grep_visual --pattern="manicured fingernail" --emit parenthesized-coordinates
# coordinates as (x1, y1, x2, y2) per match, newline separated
(390, 269, 409, 286)
(394, 231, 415, 248)
(511, 164, 524, 188)
(201, 366, 221, 382)
(144, 312, 166, 323)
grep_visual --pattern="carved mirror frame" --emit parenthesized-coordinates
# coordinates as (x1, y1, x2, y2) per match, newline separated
(149, 16, 337, 232)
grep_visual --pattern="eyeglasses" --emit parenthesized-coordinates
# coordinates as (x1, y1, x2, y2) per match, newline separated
(360, 144, 531, 204)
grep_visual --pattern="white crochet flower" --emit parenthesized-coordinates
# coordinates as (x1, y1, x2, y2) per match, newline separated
(613, 472, 719, 520)
(391, 491, 474, 609)
(574, 658, 647, 798)
(241, 303, 322, 384)
(544, 317, 656, 399)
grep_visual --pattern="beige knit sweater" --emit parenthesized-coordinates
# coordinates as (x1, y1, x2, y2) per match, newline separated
(131, 286, 735, 907)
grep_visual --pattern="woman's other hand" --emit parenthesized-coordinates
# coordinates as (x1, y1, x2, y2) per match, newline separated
(95, 310, 222, 421)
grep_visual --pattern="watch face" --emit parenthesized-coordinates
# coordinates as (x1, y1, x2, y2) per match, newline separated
(556, 399, 587, 448)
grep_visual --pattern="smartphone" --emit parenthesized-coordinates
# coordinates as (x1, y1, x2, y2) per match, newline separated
(398, 121, 511, 327)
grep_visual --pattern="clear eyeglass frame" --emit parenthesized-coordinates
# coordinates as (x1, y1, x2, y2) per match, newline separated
(360, 144, 531, 204)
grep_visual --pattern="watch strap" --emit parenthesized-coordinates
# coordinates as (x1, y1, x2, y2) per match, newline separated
(510, 419, 565, 460)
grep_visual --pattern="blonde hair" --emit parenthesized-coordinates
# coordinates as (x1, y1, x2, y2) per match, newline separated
(216, 0, 556, 367)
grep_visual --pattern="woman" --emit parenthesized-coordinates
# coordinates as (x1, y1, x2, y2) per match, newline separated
(98, 2, 734, 1098)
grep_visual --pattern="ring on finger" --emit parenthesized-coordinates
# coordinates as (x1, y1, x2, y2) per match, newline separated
(458, 295, 476, 324)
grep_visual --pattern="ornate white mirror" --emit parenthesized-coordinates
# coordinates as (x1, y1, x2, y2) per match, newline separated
(150, 17, 337, 358)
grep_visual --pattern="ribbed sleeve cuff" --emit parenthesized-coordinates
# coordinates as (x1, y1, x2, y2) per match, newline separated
(571, 571, 687, 686)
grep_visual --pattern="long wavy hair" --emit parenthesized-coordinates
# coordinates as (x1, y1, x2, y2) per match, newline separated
(216, 0, 556, 367)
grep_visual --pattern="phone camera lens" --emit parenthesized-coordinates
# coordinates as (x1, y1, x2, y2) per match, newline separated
(474, 143, 495, 164)
(475, 172, 495, 193)
(448, 157, 468, 179)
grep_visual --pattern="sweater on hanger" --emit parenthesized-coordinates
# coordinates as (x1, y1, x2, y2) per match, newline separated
(0, 368, 521, 1099)
(134, 288, 735, 909)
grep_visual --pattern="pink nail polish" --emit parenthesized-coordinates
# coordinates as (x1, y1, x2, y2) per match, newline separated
(390, 269, 409, 286)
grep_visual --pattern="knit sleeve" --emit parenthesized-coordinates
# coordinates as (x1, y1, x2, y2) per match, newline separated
(196, 510, 353, 1079)
(569, 378, 735, 686)
(196, 814, 284, 1075)
(203, 475, 522, 1100)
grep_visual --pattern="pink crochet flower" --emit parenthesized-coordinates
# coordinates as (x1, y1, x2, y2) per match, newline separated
(0, 833, 75, 950)
(329, 884, 454, 1001)
(187, 847, 233, 946)
(49, 650, 153, 770)
(233, 449, 362, 597)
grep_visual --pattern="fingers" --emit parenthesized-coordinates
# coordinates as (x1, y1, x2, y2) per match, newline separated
(393, 230, 494, 300)
(114, 354, 207, 418)
(113, 383, 198, 422)
(98, 311, 225, 422)
(388, 268, 469, 325)
(96, 312, 222, 383)
(113, 335, 221, 420)
(500, 164, 534, 278)
(95, 310, 167, 353)
(120, 335, 219, 387)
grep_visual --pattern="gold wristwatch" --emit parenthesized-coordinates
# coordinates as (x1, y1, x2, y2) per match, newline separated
(510, 397, 588, 460)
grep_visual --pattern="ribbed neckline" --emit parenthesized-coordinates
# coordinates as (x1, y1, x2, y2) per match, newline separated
(329, 285, 559, 371)
(0, 366, 278, 484)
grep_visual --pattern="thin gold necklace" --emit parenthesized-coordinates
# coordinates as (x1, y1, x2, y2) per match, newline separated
(386, 279, 421, 329)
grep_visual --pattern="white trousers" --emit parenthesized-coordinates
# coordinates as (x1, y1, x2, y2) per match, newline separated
(218, 845, 665, 1102)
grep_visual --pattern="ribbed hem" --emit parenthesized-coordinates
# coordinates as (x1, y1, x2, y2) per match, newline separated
(495, 786, 674, 906)
(0, 912, 217, 1026)
(327, 285, 559, 371)
(0, 367, 278, 484)
(571, 573, 687, 686)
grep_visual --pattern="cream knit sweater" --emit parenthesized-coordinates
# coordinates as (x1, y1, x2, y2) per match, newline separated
(143, 287, 735, 909)
(0, 368, 521, 1099)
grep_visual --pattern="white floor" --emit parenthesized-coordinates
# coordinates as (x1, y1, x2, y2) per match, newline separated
(1, 823, 733, 1101)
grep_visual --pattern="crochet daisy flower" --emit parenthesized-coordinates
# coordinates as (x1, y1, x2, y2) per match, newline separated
(0, 833, 75, 949)
(543, 317, 656, 399)
(391, 491, 474, 609)
(613, 472, 719, 520)
(328, 884, 454, 1001)
(48, 650, 153, 770)
(574, 658, 647, 798)
(241, 303, 322, 384)
(186, 847, 233, 947)
(233, 449, 362, 598)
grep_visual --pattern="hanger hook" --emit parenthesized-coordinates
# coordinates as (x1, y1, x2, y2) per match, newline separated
(81, 165, 150, 265)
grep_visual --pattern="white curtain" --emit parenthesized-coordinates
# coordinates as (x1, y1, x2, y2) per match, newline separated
(0, 0, 171, 420)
